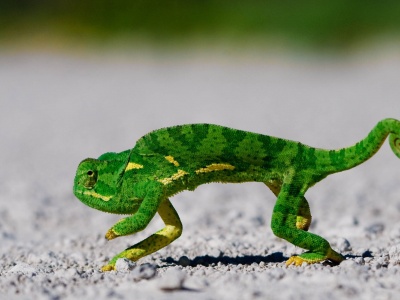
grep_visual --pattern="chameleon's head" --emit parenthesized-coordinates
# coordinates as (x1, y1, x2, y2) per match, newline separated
(73, 157, 128, 214)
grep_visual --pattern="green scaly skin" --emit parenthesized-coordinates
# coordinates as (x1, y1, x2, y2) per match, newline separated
(73, 118, 400, 271)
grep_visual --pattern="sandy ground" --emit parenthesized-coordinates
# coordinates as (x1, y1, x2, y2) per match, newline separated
(1, 48, 400, 299)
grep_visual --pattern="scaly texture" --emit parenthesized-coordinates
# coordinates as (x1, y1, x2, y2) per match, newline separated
(73, 118, 400, 271)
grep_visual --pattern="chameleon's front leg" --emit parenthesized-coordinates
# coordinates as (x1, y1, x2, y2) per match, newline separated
(102, 198, 182, 271)
(271, 180, 344, 266)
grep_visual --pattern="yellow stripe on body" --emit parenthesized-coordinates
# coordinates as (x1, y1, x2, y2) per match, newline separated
(165, 155, 180, 167)
(84, 190, 112, 202)
(158, 169, 188, 185)
(125, 162, 144, 171)
(195, 163, 235, 174)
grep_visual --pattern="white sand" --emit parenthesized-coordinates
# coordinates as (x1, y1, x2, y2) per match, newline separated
(1, 49, 400, 299)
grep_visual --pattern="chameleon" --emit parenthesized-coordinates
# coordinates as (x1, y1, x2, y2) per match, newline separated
(73, 119, 400, 271)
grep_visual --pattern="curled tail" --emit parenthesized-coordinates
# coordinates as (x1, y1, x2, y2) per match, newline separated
(389, 133, 400, 159)
(329, 118, 400, 172)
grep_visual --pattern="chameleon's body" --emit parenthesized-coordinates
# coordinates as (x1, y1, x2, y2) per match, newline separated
(73, 119, 400, 271)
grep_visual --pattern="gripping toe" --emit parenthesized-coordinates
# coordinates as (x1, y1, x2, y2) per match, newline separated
(286, 256, 309, 266)
(101, 264, 116, 272)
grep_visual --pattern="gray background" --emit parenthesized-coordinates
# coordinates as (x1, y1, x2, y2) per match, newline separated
(1, 49, 400, 299)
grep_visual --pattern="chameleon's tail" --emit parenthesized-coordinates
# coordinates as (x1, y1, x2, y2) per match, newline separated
(389, 133, 400, 159)
(329, 118, 400, 172)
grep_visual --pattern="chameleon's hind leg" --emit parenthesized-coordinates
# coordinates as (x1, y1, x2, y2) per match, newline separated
(296, 197, 311, 231)
(102, 198, 182, 271)
(271, 179, 344, 266)
(265, 181, 311, 231)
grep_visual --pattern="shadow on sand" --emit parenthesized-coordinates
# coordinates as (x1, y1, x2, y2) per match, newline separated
(163, 252, 287, 267)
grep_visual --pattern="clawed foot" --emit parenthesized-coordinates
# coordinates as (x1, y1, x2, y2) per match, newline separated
(101, 230, 119, 271)
(105, 229, 119, 240)
(286, 256, 312, 266)
(286, 249, 344, 267)
(101, 264, 116, 272)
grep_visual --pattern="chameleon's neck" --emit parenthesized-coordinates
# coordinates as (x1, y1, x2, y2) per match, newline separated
(328, 118, 400, 172)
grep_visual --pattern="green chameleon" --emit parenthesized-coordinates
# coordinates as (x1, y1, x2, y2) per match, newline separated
(73, 119, 400, 271)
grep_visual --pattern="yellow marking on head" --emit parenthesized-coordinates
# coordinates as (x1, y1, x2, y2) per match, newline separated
(158, 169, 188, 185)
(83, 190, 112, 202)
(125, 162, 144, 171)
(165, 155, 180, 167)
(195, 163, 235, 174)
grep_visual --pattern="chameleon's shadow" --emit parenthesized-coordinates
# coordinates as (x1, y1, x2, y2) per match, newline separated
(163, 252, 287, 267)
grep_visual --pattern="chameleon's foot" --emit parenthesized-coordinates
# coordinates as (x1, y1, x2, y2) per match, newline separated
(101, 264, 116, 272)
(326, 247, 345, 264)
(286, 255, 313, 266)
(286, 248, 345, 267)
(105, 228, 119, 240)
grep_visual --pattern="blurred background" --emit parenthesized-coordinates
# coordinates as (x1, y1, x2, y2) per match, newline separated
(0, 0, 399, 243)
(1, 0, 400, 51)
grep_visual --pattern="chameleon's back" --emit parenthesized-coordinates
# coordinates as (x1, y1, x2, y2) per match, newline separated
(133, 124, 300, 170)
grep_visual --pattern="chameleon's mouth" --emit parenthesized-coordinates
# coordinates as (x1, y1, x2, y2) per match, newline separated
(82, 190, 112, 202)
(74, 186, 113, 202)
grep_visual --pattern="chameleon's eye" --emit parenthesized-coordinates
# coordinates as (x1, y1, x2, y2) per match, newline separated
(83, 170, 98, 189)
